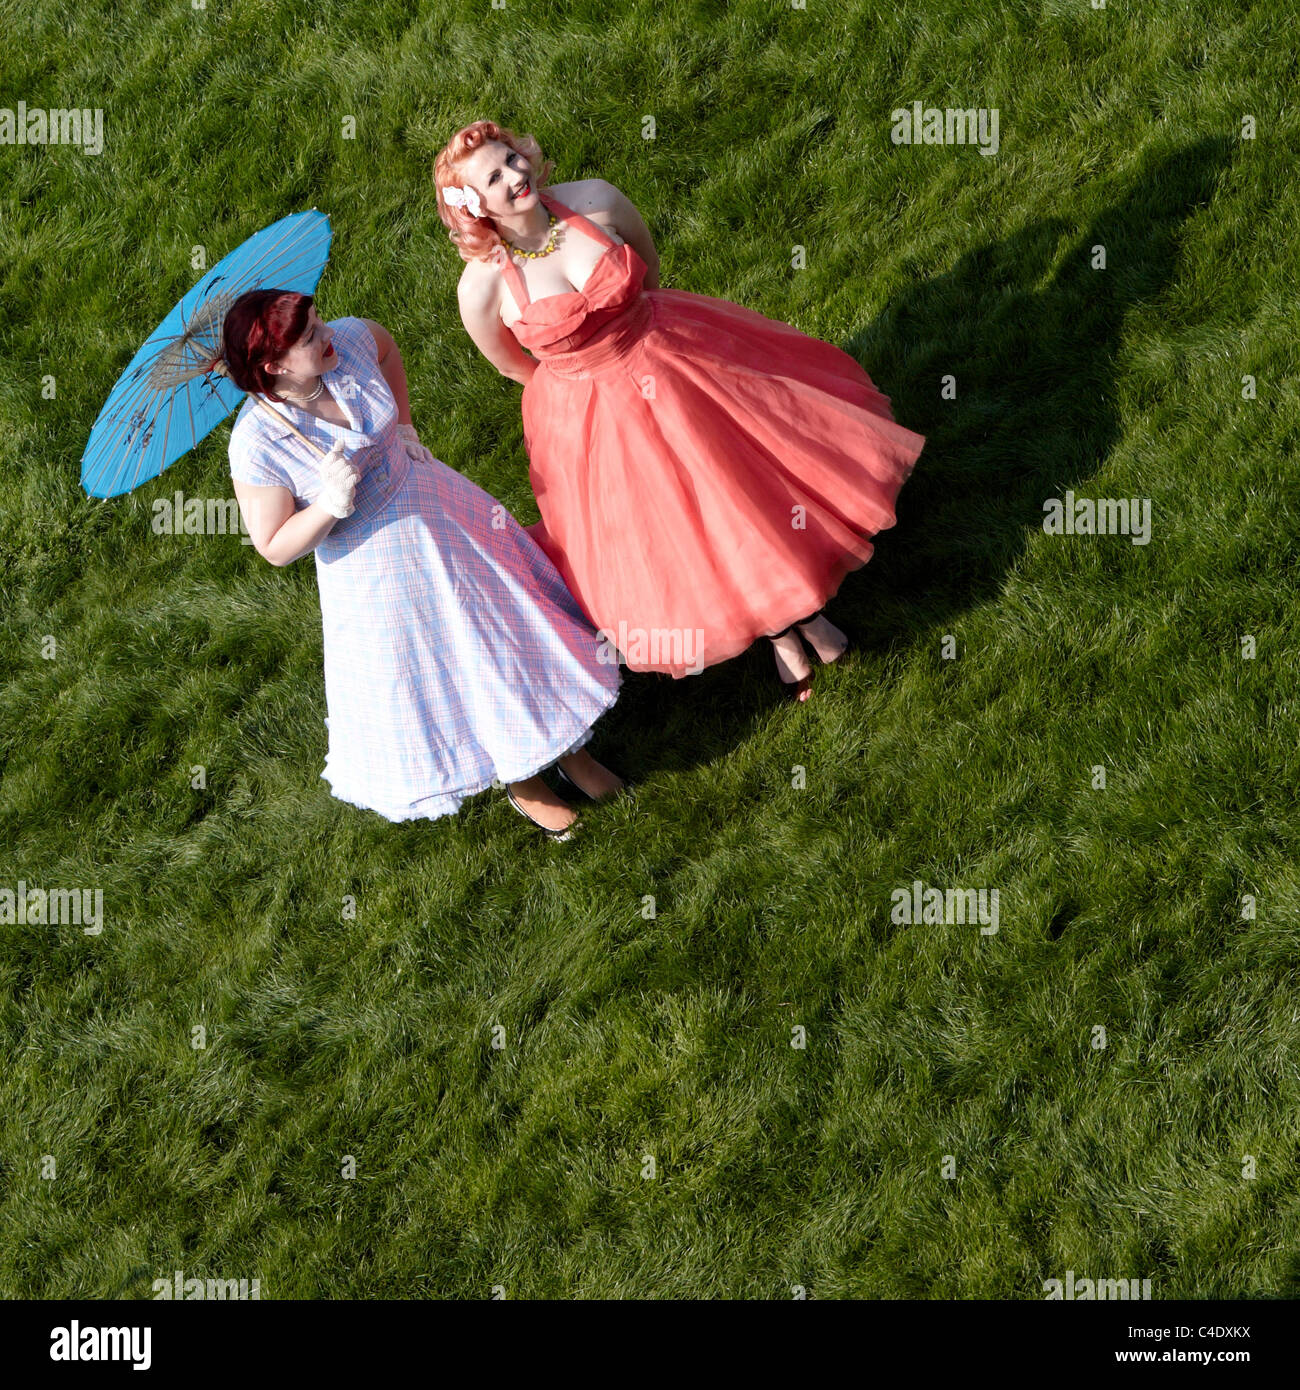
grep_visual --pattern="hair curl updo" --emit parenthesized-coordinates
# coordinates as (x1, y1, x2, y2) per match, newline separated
(433, 120, 554, 263)
(219, 289, 314, 402)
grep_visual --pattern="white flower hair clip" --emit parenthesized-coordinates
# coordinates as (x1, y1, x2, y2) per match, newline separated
(442, 184, 483, 217)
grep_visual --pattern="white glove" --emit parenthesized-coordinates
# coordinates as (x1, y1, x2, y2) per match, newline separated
(318, 438, 353, 478)
(396, 422, 436, 467)
(316, 439, 359, 518)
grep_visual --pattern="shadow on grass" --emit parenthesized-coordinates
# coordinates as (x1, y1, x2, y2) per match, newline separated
(848, 134, 1235, 629)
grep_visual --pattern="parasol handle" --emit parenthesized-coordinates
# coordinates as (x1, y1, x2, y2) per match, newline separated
(211, 358, 329, 459)
(250, 394, 330, 459)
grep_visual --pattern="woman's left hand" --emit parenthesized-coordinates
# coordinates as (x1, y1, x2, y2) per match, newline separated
(396, 423, 436, 467)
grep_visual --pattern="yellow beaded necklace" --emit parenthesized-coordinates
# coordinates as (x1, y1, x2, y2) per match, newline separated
(502, 212, 560, 260)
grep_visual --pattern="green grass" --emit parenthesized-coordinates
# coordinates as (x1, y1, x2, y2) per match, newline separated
(1, 0, 1298, 1298)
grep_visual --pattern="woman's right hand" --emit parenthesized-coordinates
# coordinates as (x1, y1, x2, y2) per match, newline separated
(316, 440, 359, 518)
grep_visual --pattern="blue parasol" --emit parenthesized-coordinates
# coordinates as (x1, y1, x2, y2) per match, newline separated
(80, 208, 333, 498)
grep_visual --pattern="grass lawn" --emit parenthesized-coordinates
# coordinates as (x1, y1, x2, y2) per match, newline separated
(1, 0, 1297, 1298)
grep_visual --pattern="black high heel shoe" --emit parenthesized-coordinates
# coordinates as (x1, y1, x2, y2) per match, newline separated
(554, 763, 636, 803)
(506, 787, 578, 842)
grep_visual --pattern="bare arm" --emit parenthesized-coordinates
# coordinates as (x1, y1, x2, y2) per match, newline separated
(233, 479, 340, 567)
(591, 179, 660, 291)
(358, 318, 412, 423)
(457, 267, 539, 386)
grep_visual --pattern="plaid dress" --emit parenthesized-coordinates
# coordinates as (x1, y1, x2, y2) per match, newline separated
(228, 316, 621, 822)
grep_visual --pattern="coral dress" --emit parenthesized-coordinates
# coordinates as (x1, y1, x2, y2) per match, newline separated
(228, 316, 620, 822)
(501, 191, 927, 677)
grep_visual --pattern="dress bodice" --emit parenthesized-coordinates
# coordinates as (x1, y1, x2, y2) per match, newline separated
(498, 193, 648, 357)
(227, 316, 406, 542)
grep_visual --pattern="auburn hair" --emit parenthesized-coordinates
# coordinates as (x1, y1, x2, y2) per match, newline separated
(433, 120, 554, 263)
(220, 289, 314, 401)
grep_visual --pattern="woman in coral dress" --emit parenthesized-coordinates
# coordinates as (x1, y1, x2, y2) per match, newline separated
(435, 121, 926, 697)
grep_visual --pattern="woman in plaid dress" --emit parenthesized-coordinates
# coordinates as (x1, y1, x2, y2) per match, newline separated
(223, 289, 624, 838)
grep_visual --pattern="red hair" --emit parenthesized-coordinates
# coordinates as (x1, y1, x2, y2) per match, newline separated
(433, 120, 554, 263)
(220, 289, 314, 401)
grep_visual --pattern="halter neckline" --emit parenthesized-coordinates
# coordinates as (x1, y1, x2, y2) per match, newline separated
(497, 193, 622, 316)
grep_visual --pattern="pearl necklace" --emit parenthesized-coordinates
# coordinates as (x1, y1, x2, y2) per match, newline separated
(279, 376, 325, 405)
(502, 212, 560, 260)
